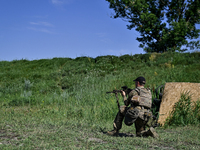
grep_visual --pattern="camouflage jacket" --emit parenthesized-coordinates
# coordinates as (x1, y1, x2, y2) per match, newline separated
(123, 86, 152, 109)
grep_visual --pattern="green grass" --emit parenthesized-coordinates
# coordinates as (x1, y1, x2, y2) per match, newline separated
(165, 92, 200, 126)
(0, 106, 200, 149)
(0, 52, 200, 149)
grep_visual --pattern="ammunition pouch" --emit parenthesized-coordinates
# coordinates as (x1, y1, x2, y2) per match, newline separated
(144, 111, 152, 122)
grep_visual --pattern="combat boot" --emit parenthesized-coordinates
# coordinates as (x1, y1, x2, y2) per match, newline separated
(146, 127, 159, 138)
(107, 129, 119, 136)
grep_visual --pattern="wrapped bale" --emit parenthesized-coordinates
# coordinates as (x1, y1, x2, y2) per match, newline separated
(158, 82, 200, 125)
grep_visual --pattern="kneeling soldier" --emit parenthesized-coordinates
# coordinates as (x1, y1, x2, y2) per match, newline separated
(107, 76, 159, 138)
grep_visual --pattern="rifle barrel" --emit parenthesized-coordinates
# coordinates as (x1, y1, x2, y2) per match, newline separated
(106, 90, 122, 94)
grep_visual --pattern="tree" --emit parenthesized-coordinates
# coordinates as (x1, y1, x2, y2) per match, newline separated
(106, 0, 200, 53)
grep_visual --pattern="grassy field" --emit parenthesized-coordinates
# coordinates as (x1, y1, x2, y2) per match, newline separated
(0, 52, 200, 149)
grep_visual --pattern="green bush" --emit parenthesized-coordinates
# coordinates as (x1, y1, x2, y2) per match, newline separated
(165, 92, 200, 126)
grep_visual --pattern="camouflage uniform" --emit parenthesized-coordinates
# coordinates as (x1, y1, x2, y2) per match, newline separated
(112, 86, 155, 137)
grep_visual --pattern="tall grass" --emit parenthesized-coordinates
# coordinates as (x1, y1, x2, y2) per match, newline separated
(0, 52, 200, 125)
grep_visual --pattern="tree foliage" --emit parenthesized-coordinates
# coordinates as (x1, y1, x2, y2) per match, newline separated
(106, 0, 200, 52)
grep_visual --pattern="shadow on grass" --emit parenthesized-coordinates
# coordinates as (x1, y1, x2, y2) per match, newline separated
(100, 128, 135, 137)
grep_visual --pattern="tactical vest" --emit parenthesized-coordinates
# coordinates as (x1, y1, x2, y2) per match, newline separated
(131, 87, 152, 109)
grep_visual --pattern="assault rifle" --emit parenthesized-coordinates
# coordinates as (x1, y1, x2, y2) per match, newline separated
(106, 86, 132, 95)
(106, 86, 132, 110)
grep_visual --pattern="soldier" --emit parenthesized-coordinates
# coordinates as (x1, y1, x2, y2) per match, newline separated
(107, 76, 159, 138)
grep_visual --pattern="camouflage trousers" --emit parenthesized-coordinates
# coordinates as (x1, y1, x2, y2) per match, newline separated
(113, 105, 153, 137)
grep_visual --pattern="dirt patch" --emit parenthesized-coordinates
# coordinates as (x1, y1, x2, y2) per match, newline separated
(158, 82, 200, 125)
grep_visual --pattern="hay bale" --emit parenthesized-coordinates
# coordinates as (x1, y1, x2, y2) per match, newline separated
(158, 82, 200, 125)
